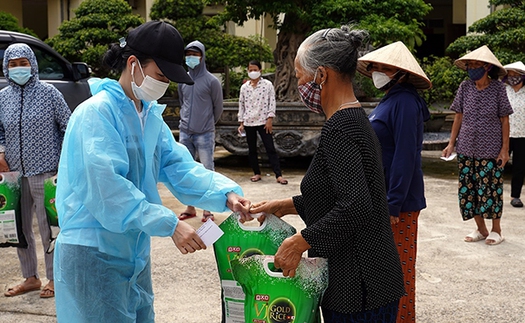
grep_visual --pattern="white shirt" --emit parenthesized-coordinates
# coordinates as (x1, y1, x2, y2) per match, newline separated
(238, 78, 276, 126)
(506, 84, 525, 138)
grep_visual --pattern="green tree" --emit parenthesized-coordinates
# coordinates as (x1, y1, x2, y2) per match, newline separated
(0, 11, 38, 37)
(46, 0, 143, 77)
(150, 0, 273, 77)
(420, 56, 466, 106)
(217, 0, 432, 101)
(447, 0, 525, 65)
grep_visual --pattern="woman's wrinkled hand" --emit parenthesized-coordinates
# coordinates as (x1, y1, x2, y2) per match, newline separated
(442, 144, 455, 158)
(496, 149, 510, 168)
(0, 155, 10, 173)
(274, 234, 311, 277)
(250, 200, 283, 218)
(390, 215, 400, 225)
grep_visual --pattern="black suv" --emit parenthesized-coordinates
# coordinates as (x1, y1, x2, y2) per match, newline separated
(0, 30, 91, 110)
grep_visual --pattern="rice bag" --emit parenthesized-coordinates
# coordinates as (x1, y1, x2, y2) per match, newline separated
(213, 212, 296, 323)
(0, 171, 26, 248)
(231, 255, 328, 323)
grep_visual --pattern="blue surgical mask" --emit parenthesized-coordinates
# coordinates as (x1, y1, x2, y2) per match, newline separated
(467, 66, 486, 81)
(9, 66, 32, 85)
(185, 56, 201, 69)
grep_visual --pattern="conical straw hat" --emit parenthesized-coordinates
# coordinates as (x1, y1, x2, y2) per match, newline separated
(503, 61, 525, 75)
(454, 45, 506, 76)
(357, 41, 431, 90)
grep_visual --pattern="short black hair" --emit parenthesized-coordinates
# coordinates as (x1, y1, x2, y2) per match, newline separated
(248, 60, 261, 69)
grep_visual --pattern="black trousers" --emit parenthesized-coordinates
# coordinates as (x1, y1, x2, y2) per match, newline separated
(510, 137, 525, 198)
(245, 125, 282, 178)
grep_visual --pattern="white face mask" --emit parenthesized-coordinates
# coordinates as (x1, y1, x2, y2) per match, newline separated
(372, 71, 392, 89)
(248, 71, 261, 80)
(131, 60, 169, 102)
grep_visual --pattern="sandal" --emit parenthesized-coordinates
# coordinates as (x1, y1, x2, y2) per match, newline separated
(464, 230, 487, 242)
(4, 282, 41, 297)
(510, 198, 523, 207)
(40, 283, 54, 298)
(178, 212, 197, 220)
(276, 177, 288, 185)
(202, 213, 215, 222)
(250, 175, 261, 182)
(485, 231, 504, 245)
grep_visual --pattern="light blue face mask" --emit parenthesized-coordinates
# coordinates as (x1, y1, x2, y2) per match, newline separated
(185, 56, 201, 69)
(9, 66, 32, 85)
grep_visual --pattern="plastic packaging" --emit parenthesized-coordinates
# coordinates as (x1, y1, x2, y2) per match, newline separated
(0, 171, 26, 248)
(213, 212, 296, 323)
(231, 255, 328, 323)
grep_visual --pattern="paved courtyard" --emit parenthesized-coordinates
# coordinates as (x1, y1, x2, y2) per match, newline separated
(0, 149, 524, 322)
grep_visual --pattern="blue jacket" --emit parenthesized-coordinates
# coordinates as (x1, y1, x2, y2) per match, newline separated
(0, 43, 70, 176)
(369, 83, 429, 216)
(56, 77, 241, 259)
(178, 41, 223, 134)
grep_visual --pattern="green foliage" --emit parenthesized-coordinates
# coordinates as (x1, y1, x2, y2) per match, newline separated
(420, 56, 467, 106)
(0, 11, 38, 37)
(216, 0, 432, 100)
(447, 0, 525, 65)
(150, 0, 273, 72)
(353, 73, 382, 100)
(150, 0, 204, 20)
(46, 0, 143, 77)
(218, 0, 432, 50)
(223, 69, 246, 99)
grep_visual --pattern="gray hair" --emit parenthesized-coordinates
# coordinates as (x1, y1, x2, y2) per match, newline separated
(297, 26, 368, 79)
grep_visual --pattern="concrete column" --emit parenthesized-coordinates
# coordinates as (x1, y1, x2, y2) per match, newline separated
(466, 0, 491, 32)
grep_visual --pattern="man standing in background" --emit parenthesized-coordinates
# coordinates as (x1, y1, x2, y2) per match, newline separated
(178, 40, 223, 222)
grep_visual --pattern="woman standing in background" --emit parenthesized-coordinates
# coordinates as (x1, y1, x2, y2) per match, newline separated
(357, 41, 431, 322)
(502, 61, 525, 208)
(442, 45, 512, 246)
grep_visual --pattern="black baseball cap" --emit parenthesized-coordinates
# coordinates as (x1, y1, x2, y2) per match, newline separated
(126, 21, 194, 85)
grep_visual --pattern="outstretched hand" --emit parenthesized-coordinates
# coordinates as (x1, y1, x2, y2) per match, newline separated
(250, 200, 284, 218)
(226, 192, 252, 222)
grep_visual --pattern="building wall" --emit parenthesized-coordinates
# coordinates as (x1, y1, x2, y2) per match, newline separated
(453, 0, 467, 24)
(1, 0, 23, 25)
(466, 0, 491, 30)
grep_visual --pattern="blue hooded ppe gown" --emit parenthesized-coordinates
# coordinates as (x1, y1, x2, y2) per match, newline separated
(54, 77, 242, 322)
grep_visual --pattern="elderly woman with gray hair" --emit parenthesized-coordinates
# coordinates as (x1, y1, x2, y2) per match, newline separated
(250, 26, 405, 323)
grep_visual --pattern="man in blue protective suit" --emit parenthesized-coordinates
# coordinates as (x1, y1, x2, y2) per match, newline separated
(178, 40, 224, 223)
(54, 21, 251, 322)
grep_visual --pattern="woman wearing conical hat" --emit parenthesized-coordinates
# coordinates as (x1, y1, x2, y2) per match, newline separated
(502, 61, 525, 208)
(442, 45, 513, 246)
(357, 41, 431, 323)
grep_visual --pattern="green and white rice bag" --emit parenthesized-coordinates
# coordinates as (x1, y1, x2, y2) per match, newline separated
(213, 212, 296, 323)
(0, 171, 25, 248)
(44, 175, 58, 227)
(43, 175, 60, 253)
(231, 255, 328, 323)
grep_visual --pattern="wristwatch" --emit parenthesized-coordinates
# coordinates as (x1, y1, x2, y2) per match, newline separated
(0, 145, 5, 153)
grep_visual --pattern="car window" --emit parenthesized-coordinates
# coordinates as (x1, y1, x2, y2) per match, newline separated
(0, 44, 65, 80)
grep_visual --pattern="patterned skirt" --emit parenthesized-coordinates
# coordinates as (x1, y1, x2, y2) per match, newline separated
(457, 154, 504, 220)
